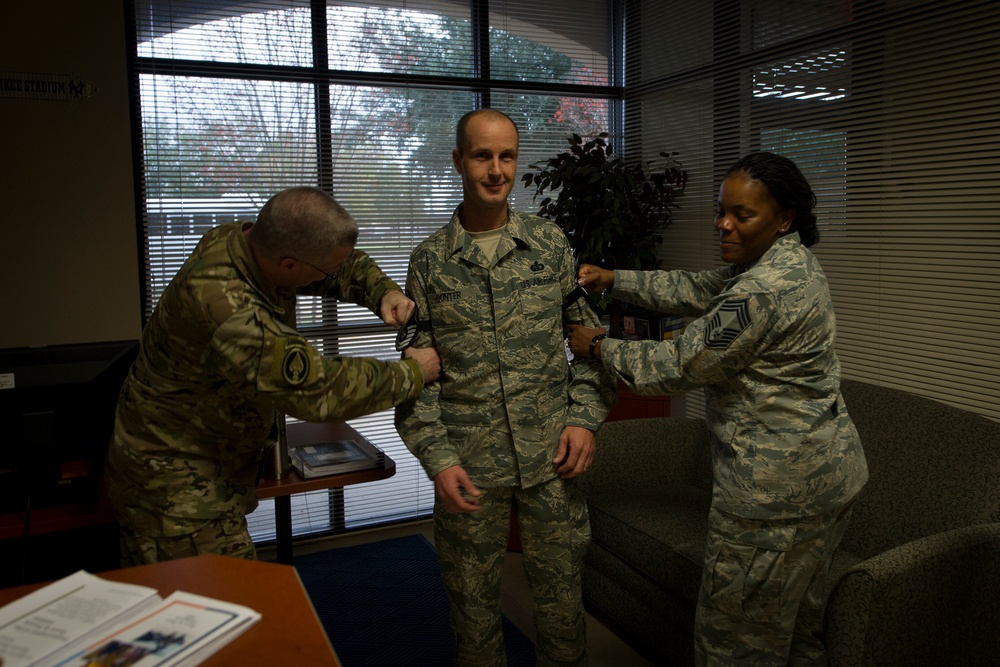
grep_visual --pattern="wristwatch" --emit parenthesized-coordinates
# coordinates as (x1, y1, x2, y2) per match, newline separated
(589, 332, 608, 358)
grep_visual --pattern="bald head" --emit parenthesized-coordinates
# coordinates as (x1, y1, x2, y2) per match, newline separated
(456, 109, 519, 154)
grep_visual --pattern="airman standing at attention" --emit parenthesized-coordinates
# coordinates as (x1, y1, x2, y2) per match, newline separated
(396, 109, 615, 666)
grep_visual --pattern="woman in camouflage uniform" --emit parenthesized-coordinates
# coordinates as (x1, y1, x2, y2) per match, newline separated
(568, 152, 868, 666)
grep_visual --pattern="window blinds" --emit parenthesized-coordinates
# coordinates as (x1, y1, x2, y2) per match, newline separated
(626, 0, 1000, 421)
(128, 0, 617, 542)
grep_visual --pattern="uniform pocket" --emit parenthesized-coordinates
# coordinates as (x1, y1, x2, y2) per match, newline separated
(535, 395, 567, 448)
(703, 512, 796, 623)
(426, 283, 490, 362)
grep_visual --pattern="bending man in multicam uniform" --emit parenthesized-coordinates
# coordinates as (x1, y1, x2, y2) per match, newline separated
(568, 152, 868, 666)
(395, 109, 616, 667)
(105, 186, 440, 565)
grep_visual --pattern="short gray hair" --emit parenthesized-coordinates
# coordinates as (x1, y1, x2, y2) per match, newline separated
(253, 187, 359, 261)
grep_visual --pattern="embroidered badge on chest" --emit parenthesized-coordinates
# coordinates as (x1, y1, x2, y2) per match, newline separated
(704, 298, 752, 349)
(281, 344, 311, 385)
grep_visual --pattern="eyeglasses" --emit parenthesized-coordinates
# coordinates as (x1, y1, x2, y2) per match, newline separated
(295, 258, 338, 287)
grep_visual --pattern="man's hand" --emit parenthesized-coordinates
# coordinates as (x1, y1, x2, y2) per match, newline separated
(577, 264, 615, 293)
(434, 465, 482, 513)
(380, 289, 415, 328)
(405, 346, 441, 383)
(553, 425, 596, 479)
(567, 323, 606, 359)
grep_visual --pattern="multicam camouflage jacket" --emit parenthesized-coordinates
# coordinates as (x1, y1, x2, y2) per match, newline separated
(106, 221, 422, 536)
(395, 207, 615, 489)
(600, 233, 868, 520)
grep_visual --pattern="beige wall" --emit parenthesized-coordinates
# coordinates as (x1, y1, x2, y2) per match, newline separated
(0, 0, 141, 348)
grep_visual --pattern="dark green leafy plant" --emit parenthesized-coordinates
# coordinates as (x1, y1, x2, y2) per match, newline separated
(522, 133, 688, 320)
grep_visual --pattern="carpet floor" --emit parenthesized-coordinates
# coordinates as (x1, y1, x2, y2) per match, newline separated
(295, 533, 535, 666)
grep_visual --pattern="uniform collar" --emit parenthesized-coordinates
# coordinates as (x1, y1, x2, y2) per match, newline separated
(444, 204, 533, 267)
(732, 232, 802, 275)
(229, 221, 283, 304)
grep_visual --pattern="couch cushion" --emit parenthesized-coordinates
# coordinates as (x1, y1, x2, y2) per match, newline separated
(838, 379, 1000, 559)
(587, 484, 711, 605)
(583, 541, 698, 664)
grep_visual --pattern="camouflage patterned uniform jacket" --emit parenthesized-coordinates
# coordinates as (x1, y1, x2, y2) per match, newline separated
(106, 221, 423, 537)
(600, 233, 868, 520)
(395, 207, 615, 489)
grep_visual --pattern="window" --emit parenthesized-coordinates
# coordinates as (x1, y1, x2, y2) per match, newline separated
(128, 0, 618, 542)
(628, 1, 1000, 421)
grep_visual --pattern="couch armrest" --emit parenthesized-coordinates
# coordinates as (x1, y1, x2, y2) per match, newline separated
(825, 522, 1000, 667)
(583, 417, 712, 496)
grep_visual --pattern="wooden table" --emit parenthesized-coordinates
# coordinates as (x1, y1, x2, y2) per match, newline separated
(257, 421, 395, 564)
(0, 554, 341, 666)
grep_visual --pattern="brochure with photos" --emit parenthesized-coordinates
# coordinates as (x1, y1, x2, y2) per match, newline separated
(0, 570, 261, 667)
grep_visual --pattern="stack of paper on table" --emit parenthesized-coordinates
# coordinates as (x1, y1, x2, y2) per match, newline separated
(290, 437, 384, 478)
(0, 570, 260, 667)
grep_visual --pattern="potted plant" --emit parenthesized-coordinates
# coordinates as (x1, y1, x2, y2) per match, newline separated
(521, 132, 688, 335)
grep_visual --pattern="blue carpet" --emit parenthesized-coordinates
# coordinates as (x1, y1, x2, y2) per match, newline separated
(295, 533, 536, 667)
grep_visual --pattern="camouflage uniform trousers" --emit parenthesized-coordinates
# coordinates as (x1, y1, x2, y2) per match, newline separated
(118, 516, 257, 566)
(694, 502, 855, 666)
(434, 475, 591, 667)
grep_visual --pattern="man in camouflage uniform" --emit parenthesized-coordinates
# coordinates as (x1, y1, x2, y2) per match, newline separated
(395, 109, 615, 667)
(568, 152, 868, 666)
(105, 186, 440, 565)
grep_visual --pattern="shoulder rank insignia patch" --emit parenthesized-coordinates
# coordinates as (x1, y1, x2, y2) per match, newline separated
(281, 344, 311, 385)
(704, 298, 751, 349)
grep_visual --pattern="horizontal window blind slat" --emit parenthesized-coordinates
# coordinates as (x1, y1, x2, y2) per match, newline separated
(632, 0, 1000, 423)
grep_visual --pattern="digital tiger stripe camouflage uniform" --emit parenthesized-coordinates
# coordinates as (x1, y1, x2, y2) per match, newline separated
(396, 207, 615, 666)
(599, 232, 868, 665)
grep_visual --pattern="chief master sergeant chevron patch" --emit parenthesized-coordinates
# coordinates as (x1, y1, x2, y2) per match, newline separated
(704, 298, 751, 348)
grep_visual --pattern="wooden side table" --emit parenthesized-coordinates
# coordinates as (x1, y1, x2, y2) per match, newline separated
(0, 422, 396, 574)
(257, 421, 396, 564)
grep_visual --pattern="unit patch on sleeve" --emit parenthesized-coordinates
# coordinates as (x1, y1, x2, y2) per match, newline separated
(704, 298, 752, 349)
(281, 343, 311, 385)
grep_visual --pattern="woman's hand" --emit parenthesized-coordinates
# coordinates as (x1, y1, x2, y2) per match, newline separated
(568, 323, 607, 359)
(577, 264, 614, 293)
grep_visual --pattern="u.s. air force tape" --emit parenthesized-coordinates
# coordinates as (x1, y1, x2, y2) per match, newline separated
(703, 298, 751, 349)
